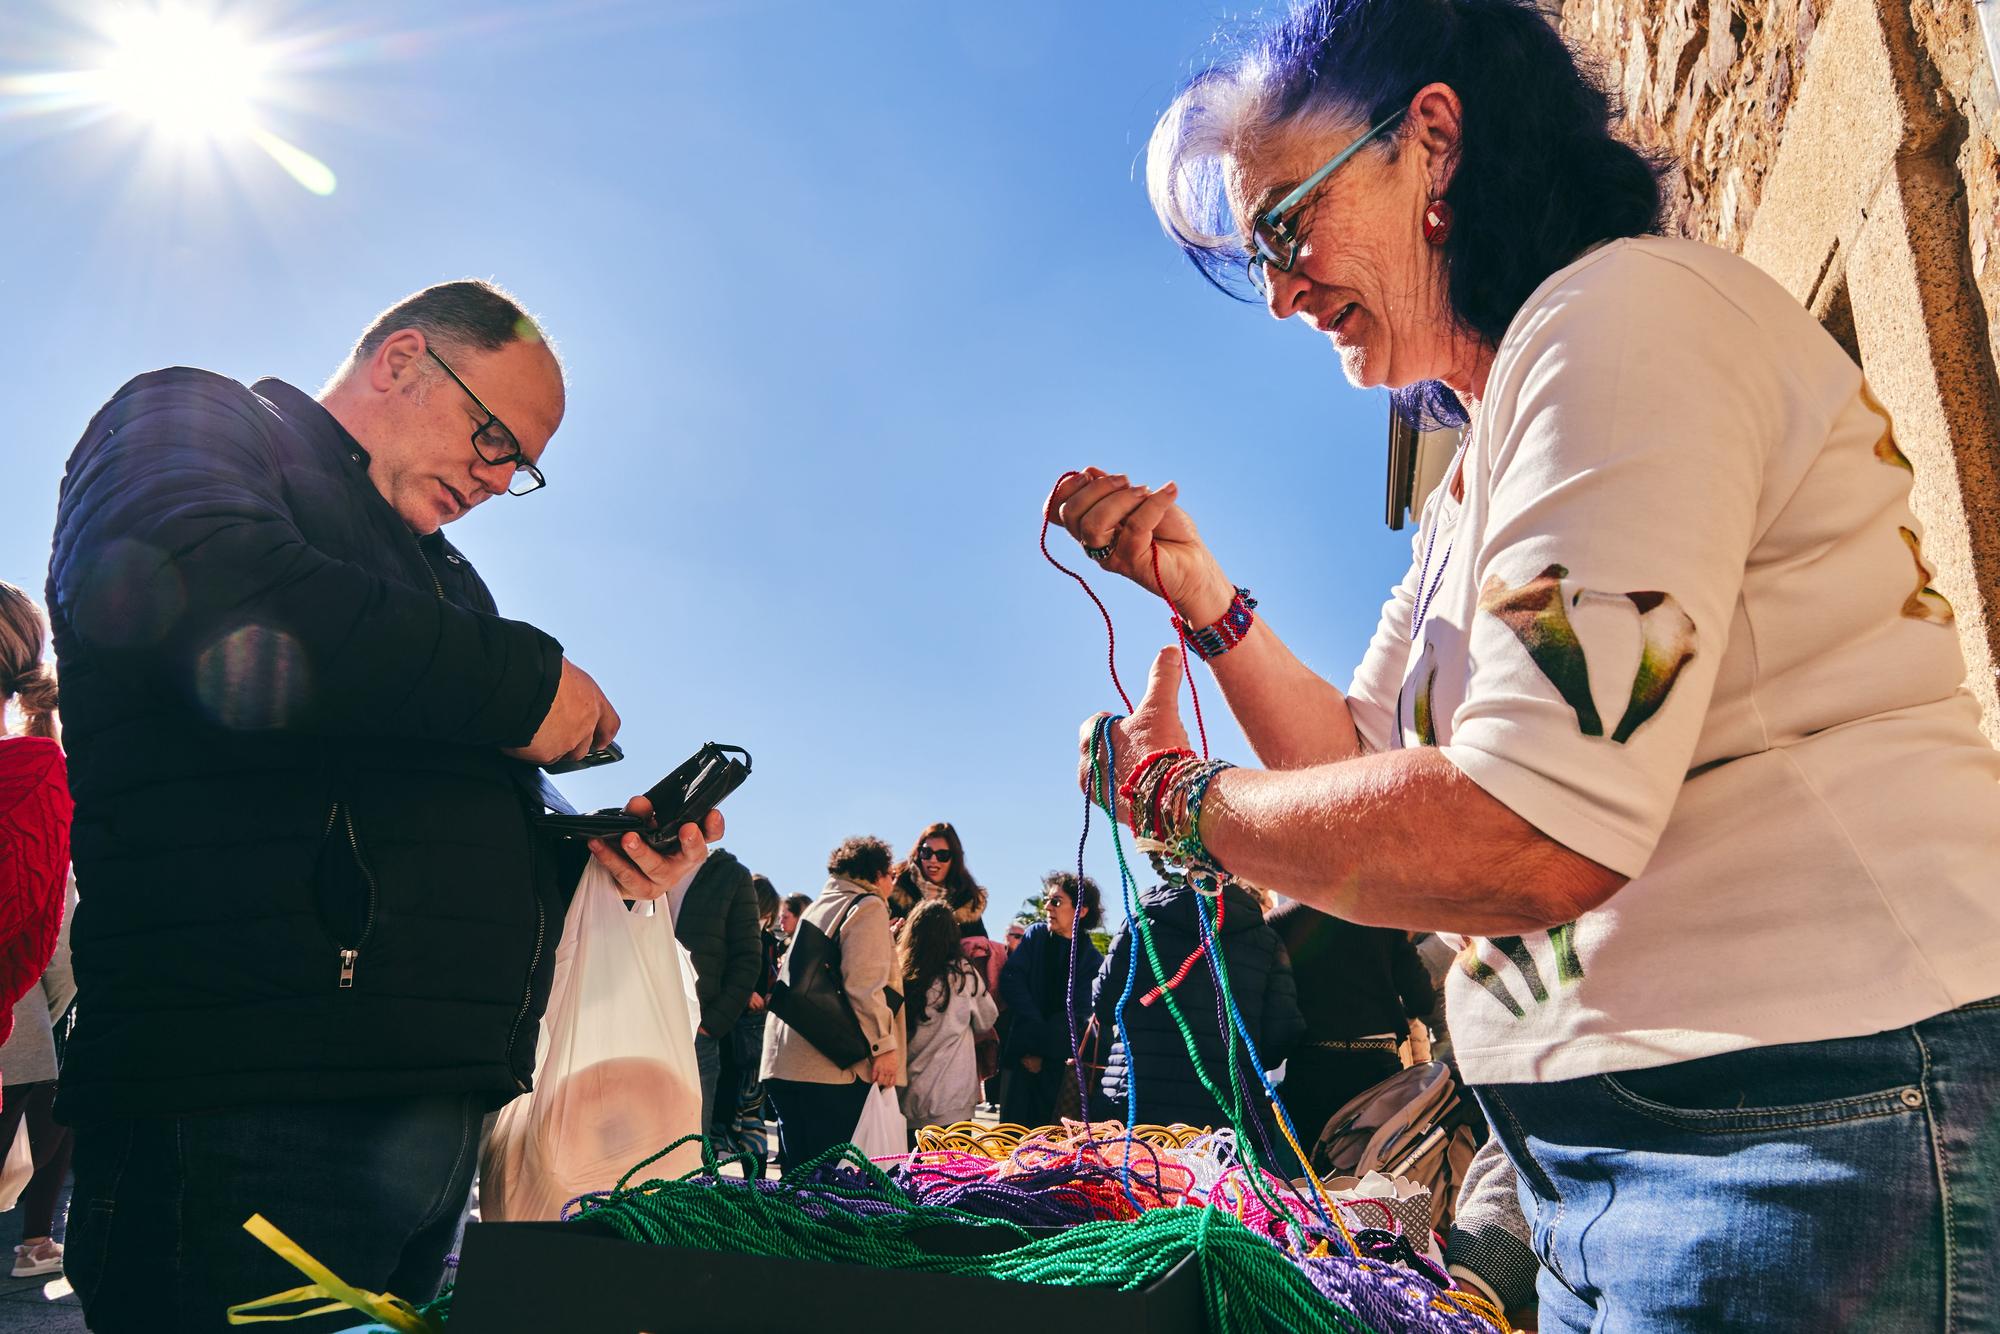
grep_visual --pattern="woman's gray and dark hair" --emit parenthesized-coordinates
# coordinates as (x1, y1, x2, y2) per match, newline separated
(1148, 0, 1663, 427)
(0, 582, 58, 741)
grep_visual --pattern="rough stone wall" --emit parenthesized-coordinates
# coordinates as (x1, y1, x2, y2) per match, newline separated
(1557, 0, 1821, 248)
(1559, 0, 2000, 738)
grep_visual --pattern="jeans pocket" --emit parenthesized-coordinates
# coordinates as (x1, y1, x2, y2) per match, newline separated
(1599, 1065, 1923, 1135)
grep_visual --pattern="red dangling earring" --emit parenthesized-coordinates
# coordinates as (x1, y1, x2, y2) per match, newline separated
(1422, 199, 1453, 245)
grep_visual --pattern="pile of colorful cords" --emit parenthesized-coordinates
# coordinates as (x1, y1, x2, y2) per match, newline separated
(557, 1135, 1506, 1334)
(902, 1120, 1417, 1251)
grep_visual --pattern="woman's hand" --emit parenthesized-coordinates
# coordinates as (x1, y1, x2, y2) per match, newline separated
(587, 797, 725, 900)
(1079, 646, 1196, 823)
(1047, 469, 1235, 623)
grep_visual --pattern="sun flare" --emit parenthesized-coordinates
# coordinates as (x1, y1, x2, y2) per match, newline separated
(98, 7, 268, 140)
(0, 3, 347, 196)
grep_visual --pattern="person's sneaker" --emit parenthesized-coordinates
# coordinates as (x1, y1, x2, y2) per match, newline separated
(12, 1240, 61, 1278)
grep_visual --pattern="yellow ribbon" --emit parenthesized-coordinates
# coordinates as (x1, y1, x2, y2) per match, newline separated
(225, 1214, 438, 1334)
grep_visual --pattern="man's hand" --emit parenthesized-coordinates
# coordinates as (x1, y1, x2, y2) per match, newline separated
(505, 657, 620, 766)
(747, 993, 767, 1014)
(586, 795, 724, 902)
(871, 1050, 901, 1088)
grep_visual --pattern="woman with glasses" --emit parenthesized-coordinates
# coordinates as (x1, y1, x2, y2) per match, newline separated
(1049, 2, 2000, 1328)
(887, 821, 977, 922)
(995, 873, 1102, 1130)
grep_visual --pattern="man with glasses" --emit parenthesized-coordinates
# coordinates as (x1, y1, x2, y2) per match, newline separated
(46, 280, 720, 1331)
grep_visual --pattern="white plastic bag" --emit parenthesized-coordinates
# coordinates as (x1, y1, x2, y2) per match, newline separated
(851, 1084, 907, 1162)
(480, 860, 705, 1220)
(0, 1120, 30, 1213)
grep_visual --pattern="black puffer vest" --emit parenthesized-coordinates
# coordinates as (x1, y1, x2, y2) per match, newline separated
(1092, 881, 1306, 1133)
(47, 369, 568, 1122)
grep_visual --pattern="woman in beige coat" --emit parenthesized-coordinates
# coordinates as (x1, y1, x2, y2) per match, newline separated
(760, 835, 904, 1172)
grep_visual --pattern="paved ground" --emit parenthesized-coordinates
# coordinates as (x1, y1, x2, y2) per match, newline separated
(0, 1185, 82, 1333)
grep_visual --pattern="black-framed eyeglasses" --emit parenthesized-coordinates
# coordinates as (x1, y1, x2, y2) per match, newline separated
(426, 348, 546, 497)
(1247, 107, 1407, 297)
(918, 846, 954, 862)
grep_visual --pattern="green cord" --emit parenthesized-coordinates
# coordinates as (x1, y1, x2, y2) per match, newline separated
(1090, 728, 1303, 1231)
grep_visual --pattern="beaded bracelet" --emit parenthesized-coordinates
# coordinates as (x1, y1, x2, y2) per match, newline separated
(1173, 759, 1233, 875)
(1173, 587, 1258, 661)
(1119, 747, 1195, 834)
(1118, 747, 1237, 881)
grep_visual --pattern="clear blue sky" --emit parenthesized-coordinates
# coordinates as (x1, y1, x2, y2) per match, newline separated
(0, 0, 1410, 925)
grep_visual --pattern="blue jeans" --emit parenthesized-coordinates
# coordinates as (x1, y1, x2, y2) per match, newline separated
(68, 1092, 485, 1333)
(1475, 996, 2000, 1331)
(694, 1029, 722, 1132)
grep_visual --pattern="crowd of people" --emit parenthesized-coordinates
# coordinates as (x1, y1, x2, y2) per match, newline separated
(752, 824, 1450, 1182)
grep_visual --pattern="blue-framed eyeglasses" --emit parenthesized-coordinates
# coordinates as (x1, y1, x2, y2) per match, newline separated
(1246, 107, 1408, 295)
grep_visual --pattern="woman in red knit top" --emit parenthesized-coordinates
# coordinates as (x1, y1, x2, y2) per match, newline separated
(0, 580, 73, 1277)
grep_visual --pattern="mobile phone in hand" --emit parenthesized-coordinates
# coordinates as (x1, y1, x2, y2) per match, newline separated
(541, 742, 625, 775)
(536, 743, 751, 854)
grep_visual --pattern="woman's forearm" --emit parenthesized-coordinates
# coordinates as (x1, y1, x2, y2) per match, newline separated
(1204, 616, 1364, 769)
(1199, 747, 1626, 935)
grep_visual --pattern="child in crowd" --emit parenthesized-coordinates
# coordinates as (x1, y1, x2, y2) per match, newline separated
(896, 900, 997, 1134)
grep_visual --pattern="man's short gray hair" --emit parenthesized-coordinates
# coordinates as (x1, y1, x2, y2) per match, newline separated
(333, 279, 563, 386)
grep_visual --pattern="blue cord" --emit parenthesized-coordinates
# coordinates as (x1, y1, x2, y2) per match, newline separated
(1092, 718, 1144, 1196)
(1191, 890, 1341, 1241)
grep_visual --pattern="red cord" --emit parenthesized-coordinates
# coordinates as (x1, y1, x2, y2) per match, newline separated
(1041, 472, 1134, 714)
(1138, 894, 1225, 1008)
(1152, 544, 1209, 760)
(1045, 471, 1223, 1008)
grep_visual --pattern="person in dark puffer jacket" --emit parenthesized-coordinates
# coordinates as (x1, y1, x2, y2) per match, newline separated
(1091, 879, 1305, 1145)
(46, 281, 723, 1334)
(674, 846, 762, 1129)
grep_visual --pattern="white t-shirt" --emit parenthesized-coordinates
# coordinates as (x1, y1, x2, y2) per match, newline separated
(1345, 237, 2000, 1085)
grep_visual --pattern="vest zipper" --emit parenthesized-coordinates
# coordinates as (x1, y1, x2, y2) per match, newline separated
(321, 800, 379, 990)
(505, 891, 547, 1091)
(417, 546, 445, 599)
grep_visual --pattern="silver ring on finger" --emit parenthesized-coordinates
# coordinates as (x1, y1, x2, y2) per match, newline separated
(1084, 539, 1116, 562)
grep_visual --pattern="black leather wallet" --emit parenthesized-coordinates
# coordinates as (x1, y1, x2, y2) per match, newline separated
(535, 742, 751, 855)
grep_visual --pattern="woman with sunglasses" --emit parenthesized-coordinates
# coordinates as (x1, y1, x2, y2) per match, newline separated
(1050, 2, 2000, 1328)
(887, 822, 977, 922)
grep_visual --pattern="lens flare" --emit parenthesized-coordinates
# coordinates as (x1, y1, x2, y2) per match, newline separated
(98, 7, 269, 140)
(0, 3, 346, 195)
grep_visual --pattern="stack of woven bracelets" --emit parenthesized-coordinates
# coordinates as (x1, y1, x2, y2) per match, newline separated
(1172, 586, 1258, 661)
(1117, 746, 1237, 885)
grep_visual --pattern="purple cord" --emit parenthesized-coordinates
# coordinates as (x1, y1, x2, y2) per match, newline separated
(1065, 782, 1090, 1117)
(1296, 1253, 1497, 1334)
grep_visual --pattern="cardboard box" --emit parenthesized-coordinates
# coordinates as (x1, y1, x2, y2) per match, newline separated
(449, 1216, 1205, 1334)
